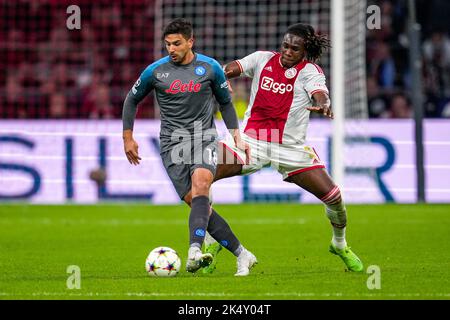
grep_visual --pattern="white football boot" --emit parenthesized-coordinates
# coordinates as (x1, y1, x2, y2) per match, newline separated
(234, 249, 258, 276)
(186, 246, 213, 273)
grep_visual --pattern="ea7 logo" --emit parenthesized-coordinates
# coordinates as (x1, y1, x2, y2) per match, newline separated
(260, 76, 293, 94)
(157, 73, 170, 79)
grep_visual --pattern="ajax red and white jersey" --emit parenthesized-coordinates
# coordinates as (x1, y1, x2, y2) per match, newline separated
(236, 51, 329, 145)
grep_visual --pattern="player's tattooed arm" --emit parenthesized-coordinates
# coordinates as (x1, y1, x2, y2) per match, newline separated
(223, 61, 242, 79)
(308, 91, 334, 119)
(221, 62, 241, 93)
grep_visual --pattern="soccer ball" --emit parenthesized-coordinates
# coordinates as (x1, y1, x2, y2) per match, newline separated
(145, 246, 181, 277)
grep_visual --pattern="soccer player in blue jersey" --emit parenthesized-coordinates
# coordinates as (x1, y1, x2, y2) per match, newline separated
(122, 18, 257, 276)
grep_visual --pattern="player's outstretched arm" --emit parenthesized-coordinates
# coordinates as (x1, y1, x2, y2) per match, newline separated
(123, 129, 141, 165)
(122, 92, 142, 165)
(307, 91, 333, 119)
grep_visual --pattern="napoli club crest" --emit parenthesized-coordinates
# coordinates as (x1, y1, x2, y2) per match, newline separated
(195, 66, 206, 76)
(285, 68, 297, 79)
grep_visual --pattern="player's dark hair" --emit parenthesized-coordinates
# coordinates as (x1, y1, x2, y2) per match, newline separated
(163, 18, 193, 40)
(285, 23, 331, 62)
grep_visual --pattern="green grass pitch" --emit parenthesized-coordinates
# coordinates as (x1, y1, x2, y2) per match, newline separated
(0, 203, 449, 300)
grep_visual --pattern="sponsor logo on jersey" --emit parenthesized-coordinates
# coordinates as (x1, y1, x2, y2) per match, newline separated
(264, 66, 273, 72)
(260, 76, 293, 94)
(220, 81, 228, 89)
(285, 67, 297, 79)
(195, 66, 206, 76)
(156, 72, 170, 78)
(165, 79, 202, 94)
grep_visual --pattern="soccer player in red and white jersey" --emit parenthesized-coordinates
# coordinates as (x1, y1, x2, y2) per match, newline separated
(202, 23, 363, 273)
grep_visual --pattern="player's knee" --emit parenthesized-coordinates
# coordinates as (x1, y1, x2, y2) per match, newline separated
(321, 185, 342, 206)
(191, 179, 211, 197)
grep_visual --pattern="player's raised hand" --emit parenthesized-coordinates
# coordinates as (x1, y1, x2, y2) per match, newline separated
(306, 105, 334, 119)
(123, 137, 141, 165)
(236, 139, 251, 165)
(243, 141, 251, 165)
(231, 129, 251, 165)
(309, 92, 333, 119)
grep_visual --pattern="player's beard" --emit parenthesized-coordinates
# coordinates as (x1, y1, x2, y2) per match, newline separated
(171, 51, 187, 64)
(170, 53, 180, 63)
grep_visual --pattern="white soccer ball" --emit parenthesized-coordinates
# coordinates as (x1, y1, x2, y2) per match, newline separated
(145, 246, 181, 277)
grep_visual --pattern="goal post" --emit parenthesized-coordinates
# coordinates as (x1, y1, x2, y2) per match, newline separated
(331, 0, 345, 187)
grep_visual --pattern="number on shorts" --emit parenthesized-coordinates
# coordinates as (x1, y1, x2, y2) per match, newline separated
(206, 148, 218, 166)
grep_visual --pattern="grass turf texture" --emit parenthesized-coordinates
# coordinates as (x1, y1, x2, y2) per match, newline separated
(0, 204, 449, 300)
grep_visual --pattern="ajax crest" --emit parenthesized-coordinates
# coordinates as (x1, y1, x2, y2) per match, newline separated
(285, 68, 297, 79)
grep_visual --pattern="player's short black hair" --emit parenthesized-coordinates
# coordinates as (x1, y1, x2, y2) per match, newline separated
(285, 23, 331, 62)
(163, 18, 193, 40)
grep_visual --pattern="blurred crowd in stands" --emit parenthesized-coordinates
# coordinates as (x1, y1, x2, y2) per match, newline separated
(0, 0, 449, 119)
(0, 0, 156, 119)
(366, 0, 450, 118)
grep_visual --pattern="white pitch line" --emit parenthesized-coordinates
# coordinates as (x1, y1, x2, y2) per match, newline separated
(0, 292, 448, 298)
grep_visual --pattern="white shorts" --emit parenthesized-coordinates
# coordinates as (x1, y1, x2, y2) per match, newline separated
(220, 133, 325, 180)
